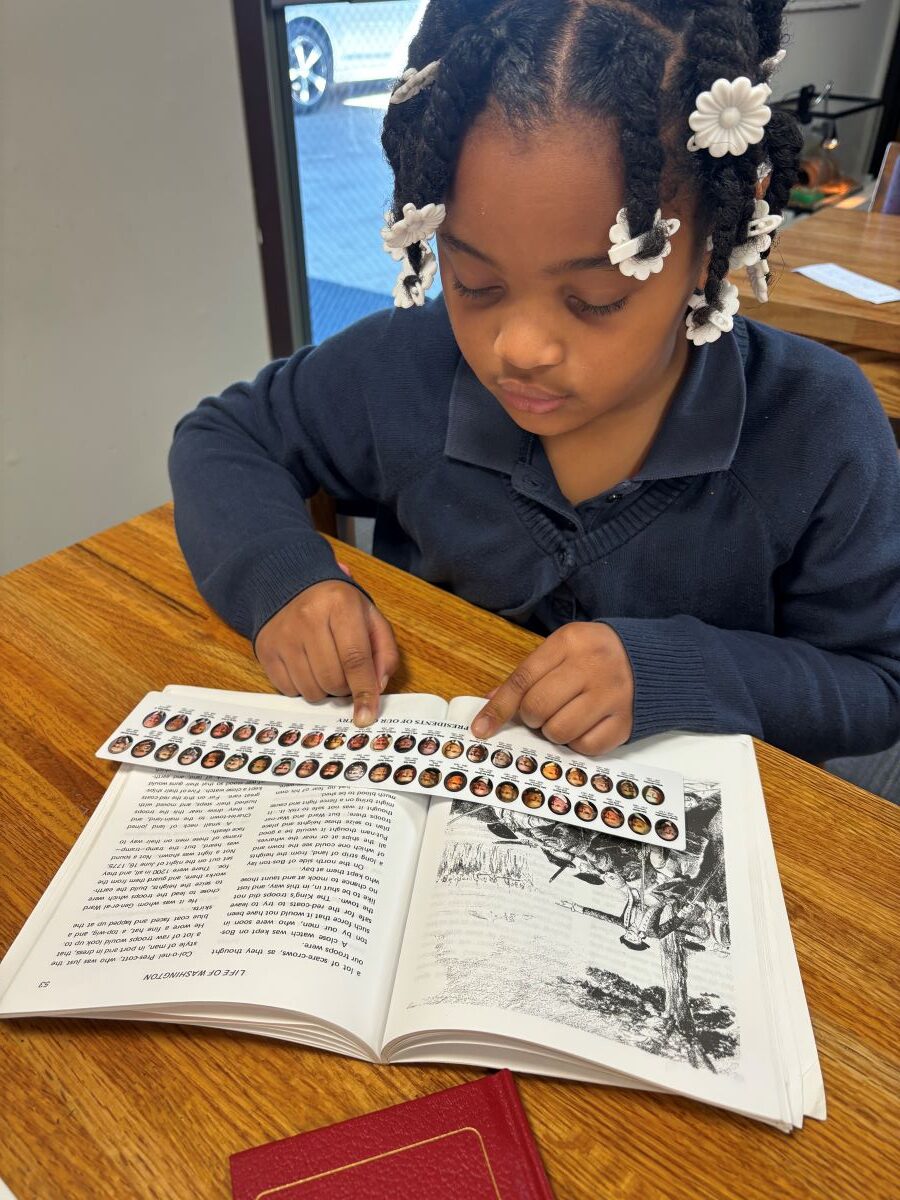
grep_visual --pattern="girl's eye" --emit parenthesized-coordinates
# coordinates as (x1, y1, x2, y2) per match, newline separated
(452, 278, 628, 320)
(451, 278, 500, 301)
(569, 295, 628, 318)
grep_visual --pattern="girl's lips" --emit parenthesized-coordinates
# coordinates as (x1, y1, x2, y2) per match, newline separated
(498, 381, 570, 414)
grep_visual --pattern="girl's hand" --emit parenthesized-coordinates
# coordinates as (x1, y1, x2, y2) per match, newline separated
(254, 579, 400, 727)
(470, 623, 634, 755)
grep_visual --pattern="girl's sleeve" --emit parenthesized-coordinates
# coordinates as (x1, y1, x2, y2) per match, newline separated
(603, 398, 900, 763)
(168, 337, 381, 643)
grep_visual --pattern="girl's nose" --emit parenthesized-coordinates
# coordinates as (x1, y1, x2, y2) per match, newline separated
(494, 314, 564, 372)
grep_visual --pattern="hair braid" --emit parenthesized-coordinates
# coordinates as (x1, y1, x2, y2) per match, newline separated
(404, 26, 506, 275)
(381, 0, 509, 240)
(679, 1, 760, 326)
(746, 1, 801, 273)
(568, 7, 672, 260)
(748, 0, 788, 61)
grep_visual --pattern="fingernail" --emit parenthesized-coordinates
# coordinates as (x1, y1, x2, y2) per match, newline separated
(355, 706, 373, 727)
(380, 675, 390, 692)
(471, 716, 491, 739)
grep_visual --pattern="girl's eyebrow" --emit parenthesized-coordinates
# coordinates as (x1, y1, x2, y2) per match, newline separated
(440, 230, 614, 273)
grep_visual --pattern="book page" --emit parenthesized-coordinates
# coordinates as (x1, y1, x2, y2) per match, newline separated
(385, 710, 789, 1125)
(0, 690, 447, 1058)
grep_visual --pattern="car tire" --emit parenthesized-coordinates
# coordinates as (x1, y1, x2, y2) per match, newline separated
(285, 18, 333, 115)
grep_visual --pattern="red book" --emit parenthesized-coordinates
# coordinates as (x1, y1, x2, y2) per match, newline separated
(230, 1070, 554, 1200)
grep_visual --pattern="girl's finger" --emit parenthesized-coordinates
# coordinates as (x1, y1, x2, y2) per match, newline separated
(265, 651, 300, 698)
(540, 692, 613, 746)
(329, 605, 381, 726)
(367, 604, 401, 692)
(568, 713, 631, 758)
(283, 645, 326, 704)
(517, 664, 582, 730)
(470, 641, 564, 739)
(305, 616, 353, 698)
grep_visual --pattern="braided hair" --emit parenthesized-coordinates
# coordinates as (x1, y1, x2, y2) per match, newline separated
(381, 0, 802, 330)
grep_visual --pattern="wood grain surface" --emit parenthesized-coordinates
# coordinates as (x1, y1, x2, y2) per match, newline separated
(1, 505, 898, 1200)
(735, 208, 900, 424)
(735, 208, 900, 350)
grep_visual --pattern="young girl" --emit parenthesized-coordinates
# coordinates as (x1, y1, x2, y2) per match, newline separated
(170, 0, 900, 765)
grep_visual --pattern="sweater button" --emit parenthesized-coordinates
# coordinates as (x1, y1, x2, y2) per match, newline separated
(606, 493, 620, 503)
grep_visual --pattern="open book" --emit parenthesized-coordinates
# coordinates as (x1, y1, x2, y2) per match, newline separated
(0, 685, 824, 1130)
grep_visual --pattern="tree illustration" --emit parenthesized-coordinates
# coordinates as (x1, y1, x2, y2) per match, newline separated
(449, 784, 733, 1071)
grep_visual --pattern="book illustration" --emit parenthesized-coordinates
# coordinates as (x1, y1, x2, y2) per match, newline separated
(411, 782, 737, 1075)
(436, 840, 533, 891)
(97, 691, 687, 849)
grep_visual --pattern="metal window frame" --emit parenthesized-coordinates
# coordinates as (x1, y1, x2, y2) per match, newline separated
(232, 1, 393, 357)
(231, 0, 312, 356)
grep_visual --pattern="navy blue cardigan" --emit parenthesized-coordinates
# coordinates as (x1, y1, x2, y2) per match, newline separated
(169, 299, 900, 763)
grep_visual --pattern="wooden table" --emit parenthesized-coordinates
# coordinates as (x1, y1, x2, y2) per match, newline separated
(1, 505, 898, 1200)
(735, 208, 900, 423)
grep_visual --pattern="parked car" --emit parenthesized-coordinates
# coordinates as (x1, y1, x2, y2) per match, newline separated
(284, 1, 426, 114)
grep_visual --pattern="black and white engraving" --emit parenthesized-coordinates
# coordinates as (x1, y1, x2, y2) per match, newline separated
(412, 782, 737, 1074)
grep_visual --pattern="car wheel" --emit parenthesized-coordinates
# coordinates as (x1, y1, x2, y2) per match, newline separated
(286, 19, 333, 115)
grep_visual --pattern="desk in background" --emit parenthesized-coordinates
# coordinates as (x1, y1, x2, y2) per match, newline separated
(1, 505, 898, 1200)
(735, 208, 900, 429)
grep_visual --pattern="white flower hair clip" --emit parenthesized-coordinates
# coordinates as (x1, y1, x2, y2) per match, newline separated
(390, 60, 441, 105)
(706, 198, 783, 268)
(727, 198, 783, 269)
(686, 279, 740, 345)
(746, 258, 770, 304)
(381, 202, 445, 307)
(608, 208, 681, 280)
(381, 202, 446, 256)
(687, 76, 772, 157)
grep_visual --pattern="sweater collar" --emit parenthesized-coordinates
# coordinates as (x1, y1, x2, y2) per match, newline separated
(444, 320, 748, 480)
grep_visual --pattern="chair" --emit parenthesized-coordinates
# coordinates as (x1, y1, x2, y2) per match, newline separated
(869, 142, 900, 214)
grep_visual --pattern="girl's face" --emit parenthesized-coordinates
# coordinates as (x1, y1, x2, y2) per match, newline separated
(438, 113, 704, 449)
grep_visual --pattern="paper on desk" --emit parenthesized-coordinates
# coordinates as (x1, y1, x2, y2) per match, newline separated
(793, 262, 900, 304)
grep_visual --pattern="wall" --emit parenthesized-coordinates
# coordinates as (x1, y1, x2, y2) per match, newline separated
(0, 0, 270, 574)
